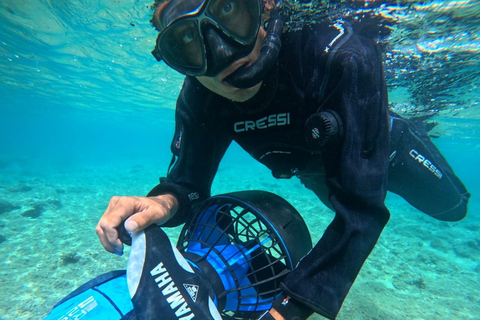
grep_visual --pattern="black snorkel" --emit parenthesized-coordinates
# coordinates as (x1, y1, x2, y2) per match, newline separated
(224, 3, 287, 89)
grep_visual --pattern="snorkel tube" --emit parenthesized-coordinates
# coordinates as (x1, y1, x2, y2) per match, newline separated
(224, 2, 287, 89)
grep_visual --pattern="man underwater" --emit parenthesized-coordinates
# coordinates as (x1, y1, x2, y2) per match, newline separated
(96, 0, 470, 319)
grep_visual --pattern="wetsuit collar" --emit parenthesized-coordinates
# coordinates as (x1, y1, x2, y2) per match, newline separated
(229, 58, 279, 113)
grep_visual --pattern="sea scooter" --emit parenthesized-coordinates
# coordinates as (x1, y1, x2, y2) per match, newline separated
(44, 190, 312, 320)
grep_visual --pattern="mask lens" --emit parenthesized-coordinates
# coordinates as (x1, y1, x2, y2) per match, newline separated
(160, 0, 204, 28)
(155, 0, 262, 76)
(207, 0, 261, 41)
(159, 19, 206, 75)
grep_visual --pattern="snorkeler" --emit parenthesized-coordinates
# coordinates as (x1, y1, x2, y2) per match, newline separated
(96, 0, 470, 319)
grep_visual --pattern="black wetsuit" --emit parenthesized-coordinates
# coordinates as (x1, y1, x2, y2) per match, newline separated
(148, 22, 470, 319)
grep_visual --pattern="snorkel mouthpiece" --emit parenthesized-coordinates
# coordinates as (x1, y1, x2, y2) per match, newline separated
(203, 26, 257, 77)
(224, 7, 285, 88)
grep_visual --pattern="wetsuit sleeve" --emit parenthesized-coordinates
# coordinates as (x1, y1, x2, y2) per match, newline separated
(281, 42, 391, 319)
(148, 89, 232, 227)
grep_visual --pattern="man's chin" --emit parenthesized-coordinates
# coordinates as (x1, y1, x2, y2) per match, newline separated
(196, 73, 262, 102)
(222, 64, 263, 90)
(224, 82, 263, 102)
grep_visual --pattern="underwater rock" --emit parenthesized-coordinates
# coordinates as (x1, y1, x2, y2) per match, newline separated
(452, 245, 471, 258)
(0, 200, 20, 214)
(392, 273, 427, 291)
(21, 204, 45, 219)
(7, 184, 33, 193)
(466, 239, 480, 250)
(429, 238, 449, 252)
(407, 278, 427, 289)
(474, 264, 480, 274)
(20, 198, 62, 219)
(452, 240, 480, 259)
(45, 198, 62, 210)
(0, 235, 5, 244)
(59, 252, 80, 266)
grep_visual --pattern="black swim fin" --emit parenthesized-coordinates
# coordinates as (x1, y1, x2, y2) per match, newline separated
(388, 111, 469, 221)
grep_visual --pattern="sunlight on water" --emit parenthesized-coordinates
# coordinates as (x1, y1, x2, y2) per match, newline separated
(286, 0, 480, 120)
(0, 0, 183, 117)
(1, 0, 479, 122)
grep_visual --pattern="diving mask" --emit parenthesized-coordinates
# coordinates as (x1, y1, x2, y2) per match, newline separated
(152, 0, 262, 77)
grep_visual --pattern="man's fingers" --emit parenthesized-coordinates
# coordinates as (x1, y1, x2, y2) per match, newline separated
(95, 225, 122, 255)
(96, 194, 178, 254)
(125, 206, 170, 232)
(96, 196, 135, 255)
(124, 218, 139, 232)
(103, 196, 121, 217)
(106, 227, 124, 254)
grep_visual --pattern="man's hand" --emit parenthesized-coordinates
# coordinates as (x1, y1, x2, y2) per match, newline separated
(95, 194, 178, 255)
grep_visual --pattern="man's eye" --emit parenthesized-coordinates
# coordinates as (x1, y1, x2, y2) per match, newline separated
(221, 1, 234, 15)
(182, 28, 195, 43)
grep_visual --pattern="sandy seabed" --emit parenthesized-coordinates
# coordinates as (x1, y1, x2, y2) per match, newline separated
(0, 159, 478, 320)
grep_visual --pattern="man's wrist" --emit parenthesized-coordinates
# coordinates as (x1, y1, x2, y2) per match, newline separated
(147, 183, 190, 227)
(156, 193, 178, 215)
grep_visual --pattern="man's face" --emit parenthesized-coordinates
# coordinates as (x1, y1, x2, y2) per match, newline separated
(153, 0, 263, 78)
(196, 26, 266, 102)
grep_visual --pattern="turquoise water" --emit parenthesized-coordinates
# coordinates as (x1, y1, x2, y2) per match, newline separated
(1, 0, 479, 319)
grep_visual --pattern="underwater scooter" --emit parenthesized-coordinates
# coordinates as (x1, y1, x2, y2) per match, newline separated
(45, 191, 312, 320)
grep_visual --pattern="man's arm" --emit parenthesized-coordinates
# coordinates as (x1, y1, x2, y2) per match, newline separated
(148, 81, 233, 226)
(96, 79, 232, 254)
(280, 37, 391, 319)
